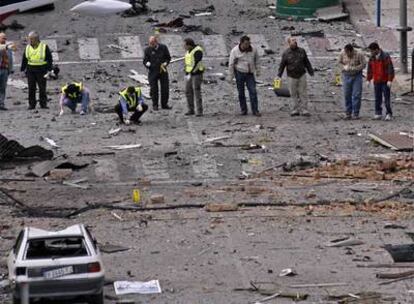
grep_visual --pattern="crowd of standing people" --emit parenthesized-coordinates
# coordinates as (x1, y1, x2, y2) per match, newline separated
(0, 31, 395, 123)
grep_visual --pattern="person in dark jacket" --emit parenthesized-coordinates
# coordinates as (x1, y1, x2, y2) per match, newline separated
(277, 37, 314, 116)
(367, 42, 395, 121)
(143, 36, 171, 111)
(21, 31, 53, 110)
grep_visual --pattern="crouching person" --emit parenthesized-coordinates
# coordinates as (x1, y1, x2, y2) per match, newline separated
(59, 82, 90, 116)
(115, 86, 148, 125)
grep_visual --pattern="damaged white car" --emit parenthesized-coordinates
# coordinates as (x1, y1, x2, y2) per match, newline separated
(7, 224, 105, 304)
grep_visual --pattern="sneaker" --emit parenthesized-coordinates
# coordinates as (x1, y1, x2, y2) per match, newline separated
(352, 114, 360, 120)
(290, 110, 300, 116)
(80, 110, 86, 115)
(0, 106, 8, 111)
(373, 114, 382, 120)
(385, 114, 392, 121)
(40, 105, 49, 109)
(195, 113, 203, 117)
(185, 111, 195, 116)
(343, 113, 352, 120)
(253, 112, 261, 117)
(153, 105, 159, 111)
(161, 105, 172, 110)
(301, 110, 311, 117)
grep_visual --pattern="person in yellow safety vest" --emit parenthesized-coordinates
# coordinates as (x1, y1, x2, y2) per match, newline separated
(20, 31, 53, 110)
(115, 86, 148, 125)
(59, 82, 90, 116)
(183, 38, 205, 117)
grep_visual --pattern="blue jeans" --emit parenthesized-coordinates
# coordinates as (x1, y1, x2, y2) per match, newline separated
(62, 89, 90, 112)
(0, 69, 9, 107)
(374, 82, 392, 115)
(342, 72, 362, 116)
(235, 70, 259, 114)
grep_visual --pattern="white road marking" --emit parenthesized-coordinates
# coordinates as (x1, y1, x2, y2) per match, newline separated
(94, 159, 120, 182)
(142, 158, 170, 180)
(78, 38, 101, 60)
(249, 34, 270, 56)
(201, 35, 228, 57)
(192, 154, 219, 179)
(159, 34, 183, 58)
(118, 36, 143, 58)
(43, 39, 59, 62)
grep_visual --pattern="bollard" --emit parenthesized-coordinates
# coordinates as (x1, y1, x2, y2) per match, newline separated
(20, 282, 29, 304)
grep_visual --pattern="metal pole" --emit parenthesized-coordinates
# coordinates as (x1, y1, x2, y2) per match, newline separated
(376, 0, 381, 27)
(400, 0, 408, 74)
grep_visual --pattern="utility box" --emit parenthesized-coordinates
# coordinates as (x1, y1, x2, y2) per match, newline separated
(276, 0, 340, 19)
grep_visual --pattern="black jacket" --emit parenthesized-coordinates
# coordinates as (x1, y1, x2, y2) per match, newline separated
(21, 43, 53, 73)
(143, 43, 171, 76)
(278, 47, 314, 79)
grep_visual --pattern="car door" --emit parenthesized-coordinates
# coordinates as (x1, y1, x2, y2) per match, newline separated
(7, 229, 25, 280)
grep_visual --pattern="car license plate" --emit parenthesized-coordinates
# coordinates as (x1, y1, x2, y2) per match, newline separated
(43, 266, 74, 279)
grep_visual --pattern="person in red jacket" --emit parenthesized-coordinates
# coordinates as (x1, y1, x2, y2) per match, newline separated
(366, 42, 395, 121)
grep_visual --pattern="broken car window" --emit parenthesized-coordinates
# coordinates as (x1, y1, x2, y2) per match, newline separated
(25, 237, 88, 259)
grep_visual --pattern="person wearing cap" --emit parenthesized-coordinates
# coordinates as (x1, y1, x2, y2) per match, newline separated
(115, 86, 148, 124)
(59, 82, 90, 116)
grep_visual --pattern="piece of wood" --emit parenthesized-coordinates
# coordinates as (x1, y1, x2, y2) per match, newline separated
(357, 263, 414, 268)
(379, 274, 414, 285)
(376, 270, 414, 279)
(289, 282, 348, 288)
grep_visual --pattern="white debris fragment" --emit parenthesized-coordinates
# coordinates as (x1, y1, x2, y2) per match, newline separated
(203, 136, 230, 143)
(7, 79, 28, 89)
(194, 12, 212, 16)
(104, 144, 142, 150)
(114, 280, 162, 295)
(108, 127, 122, 136)
(42, 137, 60, 148)
(128, 70, 149, 85)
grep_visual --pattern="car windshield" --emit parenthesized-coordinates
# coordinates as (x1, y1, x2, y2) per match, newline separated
(26, 237, 88, 259)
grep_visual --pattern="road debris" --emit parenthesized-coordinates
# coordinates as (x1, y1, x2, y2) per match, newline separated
(41, 136, 60, 148)
(368, 132, 414, 151)
(150, 194, 165, 204)
(205, 202, 239, 212)
(384, 244, 414, 263)
(47, 168, 73, 181)
(104, 144, 142, 150)
(325, 237, 364, 247)
(30, 159, 89, 177)
(109, 127, 122, 136)
(0, 133, 53, 162)
(99, 243, 130, 254)
(279, 268, 297, 277)
(114, 280, 162, 295)
(7, 78, 28, 89)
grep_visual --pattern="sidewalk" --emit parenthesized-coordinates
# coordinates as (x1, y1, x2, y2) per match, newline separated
(344, 0, 413, 93)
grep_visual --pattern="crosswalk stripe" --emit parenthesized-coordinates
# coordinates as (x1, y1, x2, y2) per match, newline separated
(249, 34, 270, 57)
(159, 34, 183, 58)
(94, 159, 120, 182)
(192, 155, 219, 178)
(118, 36, 143, 58)
(43, 39, 59, 62)
(142, 158, 170, 180)
(78, 38, 100, 60)
(201, 35, 228, 57)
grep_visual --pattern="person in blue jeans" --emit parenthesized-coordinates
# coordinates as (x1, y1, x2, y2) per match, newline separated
(228, 36, 261, 116)
(0, 32, 14, 111)
(366, 42, 395, 121)
(59, 82, 90, 116)
(338, 44, 366, 119)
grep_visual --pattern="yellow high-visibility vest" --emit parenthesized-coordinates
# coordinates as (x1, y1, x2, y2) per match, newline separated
(62, 82, 83, 100)
(119, 87, 142, 108)
(184, 45, 204, 74)
(25, 42, 47, 66)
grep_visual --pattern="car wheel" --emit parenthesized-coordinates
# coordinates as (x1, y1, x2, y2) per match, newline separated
(88, 291, 104, 304)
